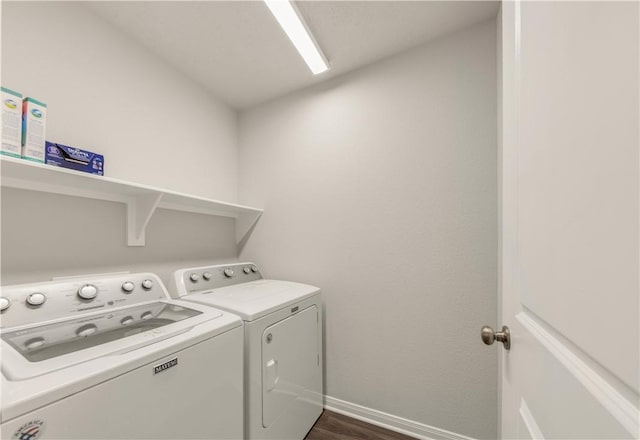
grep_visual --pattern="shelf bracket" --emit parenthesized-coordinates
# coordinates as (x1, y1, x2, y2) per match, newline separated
(236, 210, 263, 243)
(127, 193, 163, 246)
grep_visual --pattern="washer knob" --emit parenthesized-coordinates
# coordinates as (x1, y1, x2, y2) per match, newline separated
(202, 272, 212, 281)
(25, 337, 45, 350)
(121, 316, 134, 326)
(77, 284, 98, 300)
(121, 281, 135, 293)
(0, 297, 12, 311)
(251, 265, 258, 273)
(76, 324, 98, 337)
(141, 279, 154, 290)
(141, 311, 153, 320)
(189, 273, 200, 282)
(243, 267, 251, 274)
(27, 292, 47, 306)
(224, 268, 234, 278)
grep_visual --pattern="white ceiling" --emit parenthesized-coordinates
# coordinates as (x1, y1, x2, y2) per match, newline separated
(86, 1, 499, 110)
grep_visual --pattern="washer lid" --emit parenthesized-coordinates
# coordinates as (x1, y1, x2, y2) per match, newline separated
(2, 302, 203, 363)
(0, 300, 238, 381)
(183, 279, 320, 321)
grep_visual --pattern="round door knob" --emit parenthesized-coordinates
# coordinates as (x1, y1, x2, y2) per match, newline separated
(141, 279, 153, 290)
(78, 284, 98, 300)
(27, 292, 47, 306)
(122, 281, 135, 293)
(481, 325, 511, 350)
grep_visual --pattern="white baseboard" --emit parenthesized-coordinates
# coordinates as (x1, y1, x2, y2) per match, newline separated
(323, 395, 477, 440)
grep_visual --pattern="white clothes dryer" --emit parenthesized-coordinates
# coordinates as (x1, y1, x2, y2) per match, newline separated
(0, 272, 244, 439)
(171, 262, 323, 440)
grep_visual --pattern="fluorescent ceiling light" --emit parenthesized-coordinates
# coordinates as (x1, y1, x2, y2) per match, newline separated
(264, 0, 329, 75)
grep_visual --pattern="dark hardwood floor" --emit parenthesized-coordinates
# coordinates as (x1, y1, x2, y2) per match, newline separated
(305, 410, 417, 440)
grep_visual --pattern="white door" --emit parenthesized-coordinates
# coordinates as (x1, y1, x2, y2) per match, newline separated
(498, 1, 639, 438)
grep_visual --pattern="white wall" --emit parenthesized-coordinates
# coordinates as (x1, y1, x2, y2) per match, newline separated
(238, 20, 498, 439)
(0, 189, 237, 285)
(1, 1, 237, 200)
(1, 2, 240, 285)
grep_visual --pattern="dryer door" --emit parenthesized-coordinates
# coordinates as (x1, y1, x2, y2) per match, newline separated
(262, 305, 321, 428)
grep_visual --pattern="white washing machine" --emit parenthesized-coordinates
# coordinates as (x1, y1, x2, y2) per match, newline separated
(0, 272, 244, 439)
(171, 262, 323, 440)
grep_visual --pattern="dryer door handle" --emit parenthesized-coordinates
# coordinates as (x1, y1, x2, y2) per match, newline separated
(265, 359, 279, 391)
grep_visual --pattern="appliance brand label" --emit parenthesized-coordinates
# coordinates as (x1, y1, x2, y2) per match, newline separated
(12, 419, 45, 440)
(153, 357, 178, 375)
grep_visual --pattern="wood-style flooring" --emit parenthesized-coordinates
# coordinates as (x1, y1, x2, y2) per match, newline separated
(304, 410, 416, 440)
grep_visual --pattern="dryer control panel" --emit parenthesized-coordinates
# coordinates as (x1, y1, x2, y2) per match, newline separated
(173, 262, 263, 296)
(0, 273, 168, 329)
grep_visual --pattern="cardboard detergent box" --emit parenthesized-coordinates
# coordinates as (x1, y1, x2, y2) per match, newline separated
(1, 87, 23, 158)
(45, 141, 104, 175)
(22, 97, 47, 162)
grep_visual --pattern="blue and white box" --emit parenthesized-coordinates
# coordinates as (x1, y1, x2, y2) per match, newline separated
(45, 141, 104, 175)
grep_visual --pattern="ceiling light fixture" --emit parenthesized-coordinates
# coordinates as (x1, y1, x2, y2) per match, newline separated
(263, 0, 329, 75)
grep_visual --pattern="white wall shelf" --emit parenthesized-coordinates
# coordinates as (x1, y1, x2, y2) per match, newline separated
(0, 156, 263, 246)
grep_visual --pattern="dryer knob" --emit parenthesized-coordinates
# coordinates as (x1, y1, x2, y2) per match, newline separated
(243, 267, 251, 274)
(251, 265, 258, 273)
(141, 279, 154, 290)
(0, 297, 12, 312)
(121, 316, 134, 326)
(189, 273, 200, 282)
(141, 311, 153, 320)
(121, 281, 135, 293)
(224, 268, 234, 278)
(27, 292, 47, 306)
(78, 284, 98, 300)
(202, 272, 212, 281)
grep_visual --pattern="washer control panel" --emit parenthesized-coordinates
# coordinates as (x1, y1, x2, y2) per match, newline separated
(176, 262, 262, 295)
(0, 273, 167, 329)
(2, 301, 201, 365)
